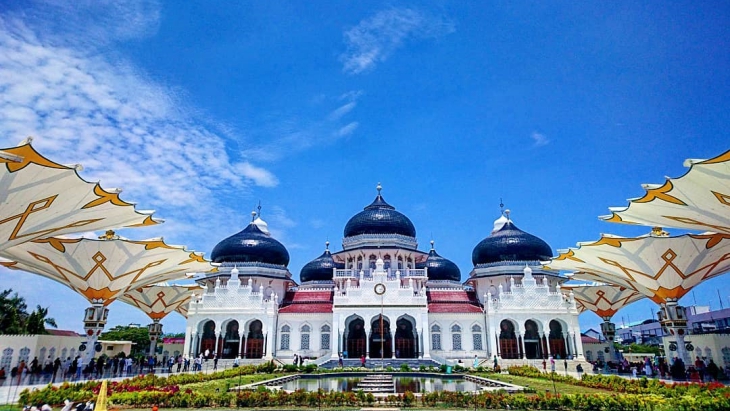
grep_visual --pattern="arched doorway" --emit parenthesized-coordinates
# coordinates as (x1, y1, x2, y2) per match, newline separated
(200, 320, 217, 357)
(370, 315, 392, 359)
(395, 316, 417, 358)
(245, 320, 264, 359)
(499, 320, 519, 359)
(222, 320, 241, 359)
(523, 320, 543, 359)
(549, 320, 567, 359)
(345, 317, 366, 358)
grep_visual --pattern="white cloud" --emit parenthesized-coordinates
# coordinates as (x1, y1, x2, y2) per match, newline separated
(0, 7, 279, 250)
(242, 91, 364, 162)
(336, 122, 359, 137)
(328, 101, 357, 121)
(531, 132, 550, 147)
(340, 7, 454, 74)
(238, 162, 279, 187)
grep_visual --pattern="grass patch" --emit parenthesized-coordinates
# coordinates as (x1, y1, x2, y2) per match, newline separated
(180, 373, 283, 394)
(482, 373, 614, 395)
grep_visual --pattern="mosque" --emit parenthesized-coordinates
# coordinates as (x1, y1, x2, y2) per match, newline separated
(182, 185, 583, 366)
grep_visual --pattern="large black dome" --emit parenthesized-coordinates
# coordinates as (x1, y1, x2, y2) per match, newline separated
(300, 243, 343, 283)
(472, 220, 552, 266)
(344, 187, 416, 238)
(417, 242, 461, 282)
(211, 223, 290, 266)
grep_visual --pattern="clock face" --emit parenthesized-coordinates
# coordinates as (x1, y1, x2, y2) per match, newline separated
(374, 283, 386, 295)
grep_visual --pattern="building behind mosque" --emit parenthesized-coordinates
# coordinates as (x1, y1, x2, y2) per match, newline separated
(183, 185, 583, 366)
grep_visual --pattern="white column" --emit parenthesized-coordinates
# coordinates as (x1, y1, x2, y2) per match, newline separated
(545, 333, 551, 357)
(189, 332, 197, 357)
(519, 333, 526, 359)
(421, 313, 431, 359)
(238, 333, 243, 357)
(563, 332, 570, 358)
(331, 314, 341, 360)
(573, 326, 584, 359)
(390, 325, 396, 358)
(365, 325, 371, 359)
(183, 325, 192, 357)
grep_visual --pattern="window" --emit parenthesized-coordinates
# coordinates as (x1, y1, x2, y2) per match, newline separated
(321, 325, 331, 350)
(472, 334, 483, 351)
(432, 334, 442, 350)
(1, 348, 13, 371)
(280, 325, 291, 350)
(18, 347, 30, 365)
(107, 346, 114, 351)
(301, 325, 311, 350)
(39, 347, 47, 361)
(431, 324, 442, 350)
(280, 334, 290, 350)
(452, 334, 462, 350)
(585, 351, 593, 361)
(722, 347, 730, 367)
(451, 325, 462, 350)
(61, 348, 67, 359)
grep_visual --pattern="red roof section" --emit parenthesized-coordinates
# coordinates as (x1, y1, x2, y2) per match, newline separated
(581, 335, 602, 344)
(428, 303, 483, 313)
(427, 290, 483, 313)
(47, 330, 81, 337)
(279, 289, 333, 314)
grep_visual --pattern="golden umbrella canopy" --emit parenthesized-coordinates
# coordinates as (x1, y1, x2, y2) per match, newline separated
(174, 301, 191, 319)
(547, 232, 730, 304)
(560, 284, 645, 320)
(601, 149, 730, 233)
(0, 141, 160, 252)
(0, 235, 211, 305)
(120, 284, 201, 320)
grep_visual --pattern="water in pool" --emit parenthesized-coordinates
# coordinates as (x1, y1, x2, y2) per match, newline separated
(280, 376, 480, 393)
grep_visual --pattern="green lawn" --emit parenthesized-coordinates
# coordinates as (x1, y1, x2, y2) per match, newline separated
(180, 373, 284, 394)
(482, 373, 614, 395)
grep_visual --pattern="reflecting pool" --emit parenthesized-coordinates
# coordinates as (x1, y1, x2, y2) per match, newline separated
(280, 375, 480, 393)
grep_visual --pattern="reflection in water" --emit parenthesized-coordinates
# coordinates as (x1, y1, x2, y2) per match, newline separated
(281, 377, 479, 393)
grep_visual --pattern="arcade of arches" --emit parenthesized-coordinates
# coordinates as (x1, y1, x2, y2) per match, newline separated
(497, 319, 570, 359)
(196, 319, 266, 359)
(343, 315, 418, 359)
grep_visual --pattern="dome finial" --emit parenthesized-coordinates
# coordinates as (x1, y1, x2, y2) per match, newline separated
(500, 198, 504, 215)
(505, 209, 511, 221)
(376, 182, 382, 194)
(257, 200, 262, 218)
(325, 240, 330, 250)
(430, 239, 435, 250)
(251, 210, 257, 222)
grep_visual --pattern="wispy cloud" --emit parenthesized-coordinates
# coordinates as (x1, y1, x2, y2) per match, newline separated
(242, 90, 364, 162)
(0, 6, 278, 249)
(530, 132, 550, 147)
(340, 7, 455, 74)
(336, 122, 359, 137)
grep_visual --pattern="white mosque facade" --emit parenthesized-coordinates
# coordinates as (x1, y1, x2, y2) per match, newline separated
(183, 186, 583, 365)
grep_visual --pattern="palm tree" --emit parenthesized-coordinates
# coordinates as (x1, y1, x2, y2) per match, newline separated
(0, 289, 28, 334)
(26, 305, 58, 334)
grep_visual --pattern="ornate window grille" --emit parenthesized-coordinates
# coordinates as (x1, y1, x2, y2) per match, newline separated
(280, 325, 291, 350)
(321, 325, 331, 350)
(451, 325, 462, 350)
(301, 325, 311, 350)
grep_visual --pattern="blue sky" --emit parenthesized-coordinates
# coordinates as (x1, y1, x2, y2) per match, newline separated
(1, 1, 729, 335)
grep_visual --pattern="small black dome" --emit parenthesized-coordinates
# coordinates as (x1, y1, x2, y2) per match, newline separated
(472, 221, 552, 266)
(344, 187, 416, 238)
(211, 223, 290, 266)
(300, 244, 344, 283)
(417, 244, 461, 282)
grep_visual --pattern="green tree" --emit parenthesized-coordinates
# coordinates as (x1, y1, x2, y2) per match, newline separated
(101, 325, 150, 356)
(0, 289, 56, 335)
(26, 305, 58, 334)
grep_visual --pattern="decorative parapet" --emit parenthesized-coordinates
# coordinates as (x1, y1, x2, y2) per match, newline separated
(334, 268, 427, 279)
(341, 233, 418, 250)
(189, 277, 278, 314)
(486, 267, 577, 314)
(333, 258, 427, 307)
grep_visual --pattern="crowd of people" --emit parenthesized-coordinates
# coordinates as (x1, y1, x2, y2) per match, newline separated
(0, 350, 227, 386)
(589, 355, 726, 382)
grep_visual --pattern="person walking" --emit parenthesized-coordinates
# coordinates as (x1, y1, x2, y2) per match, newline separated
(550, 356, 556, 373)
(338, 353, 343, 368)
(473, 355, 479, 369)
(213, 353, 218, 371)
(360, 354, 366, 368)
